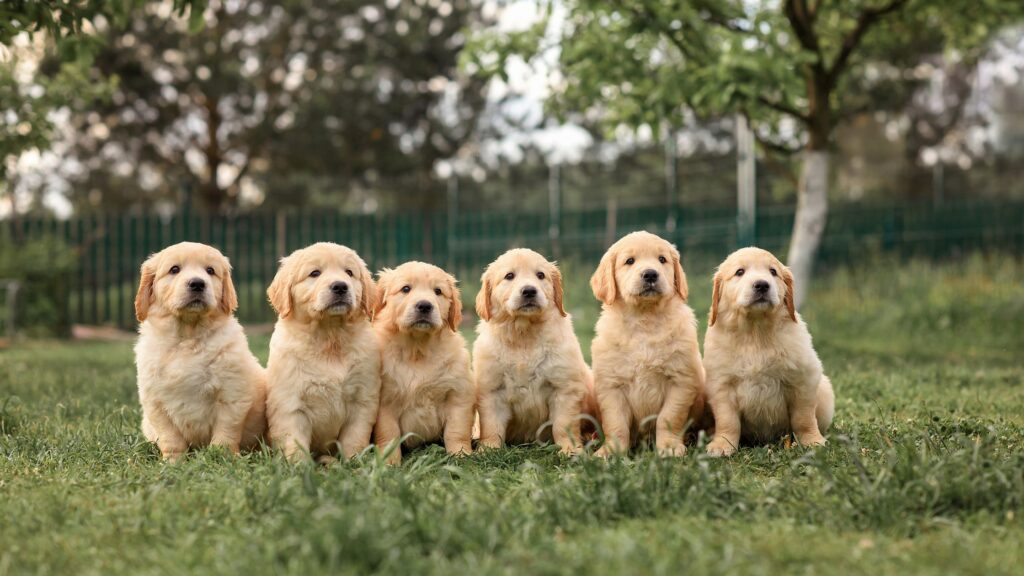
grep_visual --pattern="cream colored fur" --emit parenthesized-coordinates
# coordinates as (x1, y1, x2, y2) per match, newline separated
(372, 262, 474, 465)
(264, 242, 380, 463)
(590, 231, 705, 457)
(703, 247, 835, 457)
(473, 249, 595, 455)
(134, 242, 266, 461)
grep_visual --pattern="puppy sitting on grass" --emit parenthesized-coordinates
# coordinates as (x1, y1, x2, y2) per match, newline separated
(590, 231, 705, 457)
(134, 242, 266, 461)
(372, 262, 475, 465)
(703, 247, 835, 457)
(265, 242, 380, 464)
(473, 249, 594, 455)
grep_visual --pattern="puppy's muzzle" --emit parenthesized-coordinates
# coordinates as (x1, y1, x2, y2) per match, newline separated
(639, 269, 661, 296)
(327, 281, 352, 309)
(748, 280, 772, 305)
(181, 277, 208, 309)
(410, 300, 438, 329)
(518, 285, 540, 310)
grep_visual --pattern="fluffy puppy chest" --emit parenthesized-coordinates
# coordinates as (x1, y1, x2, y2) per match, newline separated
(268, 323, 377, 412)
(495, 342, 559, 440)
(381, 347, 461, 409)
(708, 329, 806, 384)
(294, 353, 365, 406)
(385, 362, 453, 445)
(137, 332, 243, 441)
(138, 330, 236, 396)
(594, 304, 697, 381)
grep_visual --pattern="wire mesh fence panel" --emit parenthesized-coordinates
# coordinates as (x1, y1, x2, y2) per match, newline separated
(3, 199, 1023, 329)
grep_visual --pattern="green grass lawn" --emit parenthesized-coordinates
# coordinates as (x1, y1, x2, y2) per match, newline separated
(2, 255, 1023, 575)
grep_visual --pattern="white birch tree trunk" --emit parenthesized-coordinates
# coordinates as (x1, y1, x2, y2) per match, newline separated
(786, 150, 830, 310)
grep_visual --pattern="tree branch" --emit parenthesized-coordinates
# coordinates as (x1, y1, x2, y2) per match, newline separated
(827, 0, 910, 85)
(783, 0, 823, 62)
(757, 94, 811, 122)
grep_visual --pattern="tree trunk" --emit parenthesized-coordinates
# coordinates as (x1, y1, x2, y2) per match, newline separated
(786, 149, 829, 310)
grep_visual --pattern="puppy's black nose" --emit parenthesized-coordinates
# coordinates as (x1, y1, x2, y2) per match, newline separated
(331, 281, 349, 295)
(642, 269, 659, 283)
(416, 301, 433, 314)
(753, 280, 770, 293)
(521, 286, 538, 299)
(188, 278, 206, 292)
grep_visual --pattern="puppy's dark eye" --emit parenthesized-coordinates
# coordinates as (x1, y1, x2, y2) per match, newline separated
(536, 271, 545, 280)
(770, 268, 778, 277)
(434, 288, 443, 296)
(735, 268, 745, 277)
(205, 267, 215, 276)
(309, 270, 321, 278)
(504, 272, 515, 281)
(169, 265, 180, 274)
(345, 269, 354, 278)
(658, 256, 667, 264)
(625, 257, 635, 266)
(401, 285, 411, 293)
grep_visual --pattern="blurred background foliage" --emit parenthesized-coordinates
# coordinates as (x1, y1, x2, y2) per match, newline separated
(2, 1, 1023, 218)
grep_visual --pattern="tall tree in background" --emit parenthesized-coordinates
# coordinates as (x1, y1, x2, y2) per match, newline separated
(468, 0, 1023, 307)
(1, 1, 202, 207)
(59, 0, 487, 213)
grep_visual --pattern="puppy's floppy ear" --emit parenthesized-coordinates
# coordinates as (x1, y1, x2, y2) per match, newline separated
(590, 247, 618, 306)
(373, 268, 393, 320)
(358, 260, 376, 319)
(135, 255, 157, 322)
(550, 263, 567, 317)
(709, 269, 723, 327)
(781, 264, 797, 323)
(446, 273, 463, 331)
(267, 256, 293, 319)
(219, 256, 238, 315)
(671, 245, 688, 302)
(475, 270, 493, 321)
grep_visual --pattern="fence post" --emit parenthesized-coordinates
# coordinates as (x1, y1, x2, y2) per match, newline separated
(664, 130, 678, 236)
(447, 176, 458, 269)
(605, 196, 618, 248)
(736, 114, 757, 247)
(275, 211, 287, 260)
(548, 163, 562, 259)
(932, 162, 945, 206)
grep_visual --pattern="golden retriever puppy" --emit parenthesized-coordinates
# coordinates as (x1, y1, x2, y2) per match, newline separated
(473, 249, 594, 455)
(372, 262, 474, 464)
(134, 242, 266, 461)
(264, 242, 380, 463)
(590, 231, 705, 457)
(703, 247, 835, 457)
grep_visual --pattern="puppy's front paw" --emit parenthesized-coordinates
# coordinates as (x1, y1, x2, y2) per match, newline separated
(159, 443, 187, 462)
(594, 445, 624, 459)
(558, 443, 582, 457)
(316, 454, 339, 466)
(706, 437, 737, 457)
(657, 443, 687, 458)
(446, 441, 473, 458)
(478, 437, 504, 451)
(161, 450, 185, 462)
(796, 432, 827, 447)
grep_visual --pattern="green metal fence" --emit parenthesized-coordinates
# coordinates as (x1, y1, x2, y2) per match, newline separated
(4, 200, 1023, 329)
